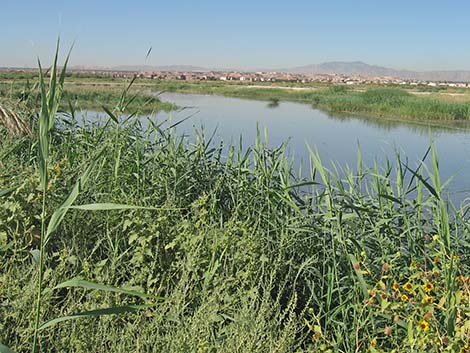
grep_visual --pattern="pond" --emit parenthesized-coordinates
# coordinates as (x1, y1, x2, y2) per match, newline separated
(80, 92, 470, 206)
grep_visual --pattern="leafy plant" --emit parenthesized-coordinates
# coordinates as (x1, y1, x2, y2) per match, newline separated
(25, 42, 167, 353)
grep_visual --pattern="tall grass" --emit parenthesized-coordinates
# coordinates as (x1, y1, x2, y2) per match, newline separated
(2, 43, 167, 353)
(314, 87, 470, 121)
(1, 51, 470, 352)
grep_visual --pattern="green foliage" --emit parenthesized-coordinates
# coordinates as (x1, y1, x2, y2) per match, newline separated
(362, 87, 412, 106)
(327, 85, 349, 94)
(22, 43, 165, 353)
(2, 105, 470, 351)
(2, 50, 470, 353)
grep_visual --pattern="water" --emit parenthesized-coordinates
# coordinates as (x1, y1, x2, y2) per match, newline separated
(79, 92, 470, 205)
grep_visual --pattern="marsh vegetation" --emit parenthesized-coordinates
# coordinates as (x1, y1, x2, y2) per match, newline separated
(1, 54, 470, 353)
(154, 81, 470, 122)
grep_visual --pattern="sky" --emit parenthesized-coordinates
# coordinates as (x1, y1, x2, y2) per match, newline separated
(2, 0, 470, 71)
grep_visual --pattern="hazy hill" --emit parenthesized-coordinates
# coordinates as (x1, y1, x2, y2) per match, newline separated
(288, 61, 470, 82)
(288, 61, 394, 76)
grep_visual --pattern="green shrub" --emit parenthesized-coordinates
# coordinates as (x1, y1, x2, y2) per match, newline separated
(362, 88, 412, 106)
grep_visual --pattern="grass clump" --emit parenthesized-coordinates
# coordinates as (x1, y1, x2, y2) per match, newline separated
(312, 87, 470, 121)
(362, 87, 412, 106)
(61, 84, 175, 113)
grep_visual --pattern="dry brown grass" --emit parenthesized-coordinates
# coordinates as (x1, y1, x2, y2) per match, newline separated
(0, 103, 32, 136)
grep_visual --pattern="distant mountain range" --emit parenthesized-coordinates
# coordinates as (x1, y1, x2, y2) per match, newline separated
(286, 61, 470, 82)
(288, 61, 397, 76)
(69, 61, 470, 82)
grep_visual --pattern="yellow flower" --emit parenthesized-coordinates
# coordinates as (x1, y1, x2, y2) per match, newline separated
(370, 338, 377, 348)
(459, 276, 470, 286)
(403, 282, 413, 292)
(418, 319, 430, 332)
(422, 295, 433, 304)
(392, 282, 400, 292)
(400, 294, 409, 302)
(422, 282, 433, 293)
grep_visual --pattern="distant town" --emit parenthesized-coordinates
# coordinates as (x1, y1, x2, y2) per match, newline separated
(3, 66, 470, 88)
(73, 68, 470, 88)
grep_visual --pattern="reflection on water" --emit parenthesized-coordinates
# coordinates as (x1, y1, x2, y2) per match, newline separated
(325, 111, 470, 136)
(77, 92, 470, 206)
(267, 98, 280, 109)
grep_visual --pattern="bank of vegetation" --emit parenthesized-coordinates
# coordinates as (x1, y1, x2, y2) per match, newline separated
(1, 53, 470, 353)
(0, 78, 175, 114)
(154, 81, 470, 122)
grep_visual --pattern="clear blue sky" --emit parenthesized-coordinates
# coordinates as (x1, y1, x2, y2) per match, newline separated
(2, 0, 470, 70)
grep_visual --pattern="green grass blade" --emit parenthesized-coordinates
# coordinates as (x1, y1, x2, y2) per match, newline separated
(378, 193, 403, 205)
(68, 203, 180, 211)
(306, 144, 329, 185)
(0, 187, 16, 198)
(54, 277, 165, 300)
(145, 46, 152, 60)
(46, 38, 59, 129)
(102, 106, 119, 124)
(283, 181, 320, 190)
(57, 44, 73, 100)
(37, 59, 50, 191)
(38, 305, 152, 331)
(356, 142, 362, 177)
(45, 156, 99, 245)
(404, 164, 440, 200)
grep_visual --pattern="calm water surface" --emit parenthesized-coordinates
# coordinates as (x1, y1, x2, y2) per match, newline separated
(82, 93, 470, 205)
